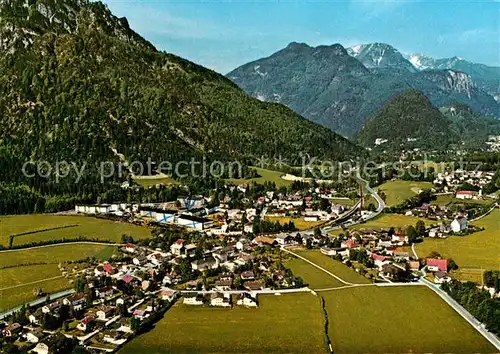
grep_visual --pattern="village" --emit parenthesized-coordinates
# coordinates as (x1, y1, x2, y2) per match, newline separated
(1, 170, 498, 353)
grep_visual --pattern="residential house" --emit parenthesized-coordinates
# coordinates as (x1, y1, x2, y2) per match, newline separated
(434, 271, 452, 284)
(243, 280, 264, 291)
(124, 244, 136, 253)
(236, 293, 258, 307)
(42, 301, 61, 314)
(29, 308, 43, 325)
(236, 238, 250, 251)
(183, 293, 204, 306)
(159, 289, 177, 302)
(132, 309, 149, 320)
(103, 263, 116, 275)
(191, 257, 218, 271)
(275, 233, 295, 245)
(63, 292, 86, 310)
(456, 191, 474, 199)
(210, 292, 231, 307)
(341, 239, 359, 249)
(214, 278, 233, 291)
(77, 316, 95, 332)
(380, 264, 401, 280)
(170, 239, 185, 256)
(96, 306, 115, 320)
(426, 258, 448, 272)
(3, 323, 22, 337)
(409, 260, 420, 271)
(451, 217, 468, 233)
(371, 254, 391, 269)
(95, 286, 114, 299)
(240, 270, 255, 280)
(393, 252, 410, 262)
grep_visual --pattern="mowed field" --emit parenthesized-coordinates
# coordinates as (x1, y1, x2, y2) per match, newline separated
(227, 167, 292, 187)
(338, 214, 435, 234)
(293, 249, 371, 285)
(376, 180, 433, 206)
(416, 209, 500, 269)
(323, 286, 497, 354)
(0, 244, 118, 310)
(0, 214, 151, 247)
(265, 216, 324, 231)
(119, 293, 325, 354)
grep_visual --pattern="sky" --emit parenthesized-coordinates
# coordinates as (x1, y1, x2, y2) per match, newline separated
(103, 0, 499, 74)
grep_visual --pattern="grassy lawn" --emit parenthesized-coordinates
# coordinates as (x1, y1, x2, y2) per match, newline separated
(0, 244, 119, 310)
(376, 180, 433, 207)
(0, 277, 71, 311)
(451, 269, 484, 284)
(0, 244, 118, 268)
(0, 214, 151, 247)
(293, 249, 371, 285)
(119, 293, 325, 354)
(329, 198, 355, 206)
(227, 167, 292, 187)
(132, 174, 179, 187)
(323, 286, 497, 353)
(416, 209, 500, 269)
(349, 214, 435, 231)
(265, 216, 324, 231)
(431, 193, 454, 205)
(285, 257, 344, 289)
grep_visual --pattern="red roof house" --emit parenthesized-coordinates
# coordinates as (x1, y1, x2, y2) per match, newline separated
(103, 263, 115, 275)
(426, 258, 448, 272)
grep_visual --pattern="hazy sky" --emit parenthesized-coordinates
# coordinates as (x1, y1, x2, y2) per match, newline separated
(103, 0, 500, 74)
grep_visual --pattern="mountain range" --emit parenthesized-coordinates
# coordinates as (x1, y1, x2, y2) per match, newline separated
(228, 42, 500, 136)
(0, 0, 362, 191)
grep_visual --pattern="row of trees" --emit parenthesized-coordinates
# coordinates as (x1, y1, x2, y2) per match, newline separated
(441, 280, 500, 336)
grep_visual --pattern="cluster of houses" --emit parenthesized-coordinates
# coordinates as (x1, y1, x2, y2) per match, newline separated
(3, 231, 304, 353)
(433, 169, 496, 196)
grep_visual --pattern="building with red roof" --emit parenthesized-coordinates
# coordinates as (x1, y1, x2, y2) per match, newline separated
(103, 263, 115, 275)
(426, 258, 448, 272)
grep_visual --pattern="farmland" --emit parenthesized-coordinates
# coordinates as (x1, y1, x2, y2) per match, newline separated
(293, 249, 371, 285)
(119, 293, 325, 354)
(227, 167, 292, 187)
(323, 286, 497, 353)
(344, 214, 435, 232)
(376, 180, 433, 206)
(416, 209, 500, 269)
(132, 174, 179, 187)
(0, 214, 151, 247)
(285, 257, 345, 289)
(265, 216, 324, 231)
(0, 244, 119, 310)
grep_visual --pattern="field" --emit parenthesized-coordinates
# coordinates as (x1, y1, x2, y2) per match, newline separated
(0, 214, 151, 247)
(293, 249, 371, 285)
(416, 209, 500, 269)
(285, 257, 344, 289)
(119, 293, 325, 354)
(0, 244, 118, 310)
(227, 167, 292, 187)
(323, 286, 497, 353)
(376, 180, 433, 206)
(329, 197, 355, 206)
(347, 214, 435, 232)
(132, 174, 179, 187)
(265, 216, 324, 231)
(451, 269, 484, 284)
(432, 194, 495, 206)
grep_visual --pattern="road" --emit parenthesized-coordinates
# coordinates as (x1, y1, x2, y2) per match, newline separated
(0, 289, 75, 320)
(357, 173, 386, 214)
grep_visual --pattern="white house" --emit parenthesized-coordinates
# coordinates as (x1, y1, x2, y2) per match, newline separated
(451, 217, 468, 233)
(183, 294, 204, 305)
(455, 191, 474, 199)
(236, 293, 258, 307)
(210, 292, 231, 307)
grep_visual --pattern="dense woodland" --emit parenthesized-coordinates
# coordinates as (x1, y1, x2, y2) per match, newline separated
(0, 0, 363, 215)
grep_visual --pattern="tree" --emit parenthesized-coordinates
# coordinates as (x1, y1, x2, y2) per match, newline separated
(415, 220, 426, 237)
(406, 225, 418, 244)
(314, 227, 322, 238)
(131, 317, 140, 332)
(447, 259, 458, 272)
